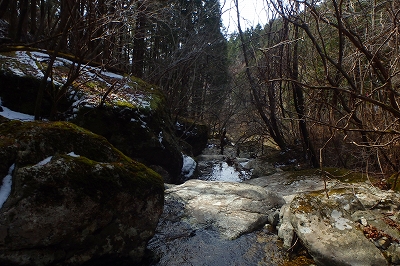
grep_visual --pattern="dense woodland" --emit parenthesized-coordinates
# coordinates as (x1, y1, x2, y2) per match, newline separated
(0, 0, 399, 185)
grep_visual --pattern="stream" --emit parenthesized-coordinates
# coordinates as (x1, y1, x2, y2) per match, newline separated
(145, 141, 315, 266)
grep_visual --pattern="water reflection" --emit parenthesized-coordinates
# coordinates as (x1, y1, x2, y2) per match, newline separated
(198, 161, 252, 182)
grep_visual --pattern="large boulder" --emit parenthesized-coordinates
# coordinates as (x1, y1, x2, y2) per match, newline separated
(71, 104, 183, 183)
(147, 180, 287, 265)
(0, 117, 164, 265)
(279, 186, 399, 266)
(162, 179, 285, 240)
(0, 50, 184, 183)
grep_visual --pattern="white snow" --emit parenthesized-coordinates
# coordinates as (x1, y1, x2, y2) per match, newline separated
(0, 164, 15, 209)
(181, 154, 197, 178)
(67, 152, 80, 157)
(100, 70, 124, 79)
(36, 156, 52, 166)
(158, 131, 163, 144)
(0, 98, 34, 121)
(2, 51, 153, 115)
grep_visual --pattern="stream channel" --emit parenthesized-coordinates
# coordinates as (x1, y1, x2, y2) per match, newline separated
(146, 141, 316, 266)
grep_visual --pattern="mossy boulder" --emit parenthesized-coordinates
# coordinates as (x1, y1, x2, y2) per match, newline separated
(71, 104, 183, 183)
(0, 117, 164, 265)
(0, 50, 185, 183)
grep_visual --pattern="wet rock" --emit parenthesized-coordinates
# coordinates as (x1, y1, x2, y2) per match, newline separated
(0, 118, 164, 265)
(244, 158, 276, 177)
(164, 179, 285, 240)
(147, 181, 289, 266)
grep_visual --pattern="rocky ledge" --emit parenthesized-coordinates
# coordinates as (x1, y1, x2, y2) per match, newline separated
(247, 171, 400, 266)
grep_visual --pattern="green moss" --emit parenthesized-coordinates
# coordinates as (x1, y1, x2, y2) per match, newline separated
(84, 81, 100, 89)
(115, 100, 136, 109)
(127, 75, 154, 91)
(61, 154, 163, 201)
(388, 172, 400, 191)
(291, 192, 322, 214)
(293, 200, 314, 213)
(288, 167, 366, 183)
(125, 75, 165, 111)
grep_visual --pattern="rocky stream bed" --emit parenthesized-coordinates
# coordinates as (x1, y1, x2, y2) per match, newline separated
(146, 141, 400, 266)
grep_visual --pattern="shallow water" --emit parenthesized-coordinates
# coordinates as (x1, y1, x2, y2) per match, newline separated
(146, 200, 287, 266)
(198, 161, 251, 182)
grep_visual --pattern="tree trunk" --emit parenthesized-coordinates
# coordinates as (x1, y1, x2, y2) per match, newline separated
(234, 0, 286, 150)
(292, 18, 318, 167)
(30, 0, 37, 34)
(0, 0, 11, 19)
(132, 0, 146, 78)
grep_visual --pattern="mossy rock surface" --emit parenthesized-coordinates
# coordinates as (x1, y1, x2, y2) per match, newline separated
(71, 104, 184, 182)
(0, 50, 185, 182)
(0, 50, 164, 117)
(0, 117, 164, 265)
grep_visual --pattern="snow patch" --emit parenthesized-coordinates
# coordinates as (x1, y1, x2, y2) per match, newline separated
(67, 152, 80, 158)
(158, 131, 163, 144)
(3, 51, 154, 116)
(37, 156, 52, 166)
(181, 154, 197, 179)
(0, 164, 15, 209)
(0, 98, 35, 121)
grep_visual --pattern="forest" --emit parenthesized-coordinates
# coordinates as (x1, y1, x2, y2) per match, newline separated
(0, 0, 399, 186)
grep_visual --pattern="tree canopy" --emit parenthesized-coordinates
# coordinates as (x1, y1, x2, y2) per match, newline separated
(1, 0, 400, 184)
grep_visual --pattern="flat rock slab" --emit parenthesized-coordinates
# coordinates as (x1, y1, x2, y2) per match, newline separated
(165, 179, 285, 239)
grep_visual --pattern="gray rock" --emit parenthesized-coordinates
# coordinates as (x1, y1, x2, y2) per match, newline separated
(165, 179, 285, 239)
(277, 204, 295, 250)
(386, 243, 400, 264)
(243, 158, 276, 177)
(268, 209, 280, 227)
(288, 190, 388, 266)
(244, 172, 339, 196)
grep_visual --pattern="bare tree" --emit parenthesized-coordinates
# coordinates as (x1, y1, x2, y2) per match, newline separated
(269, 0, 400, 174)
(234, 0, 287, 150)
